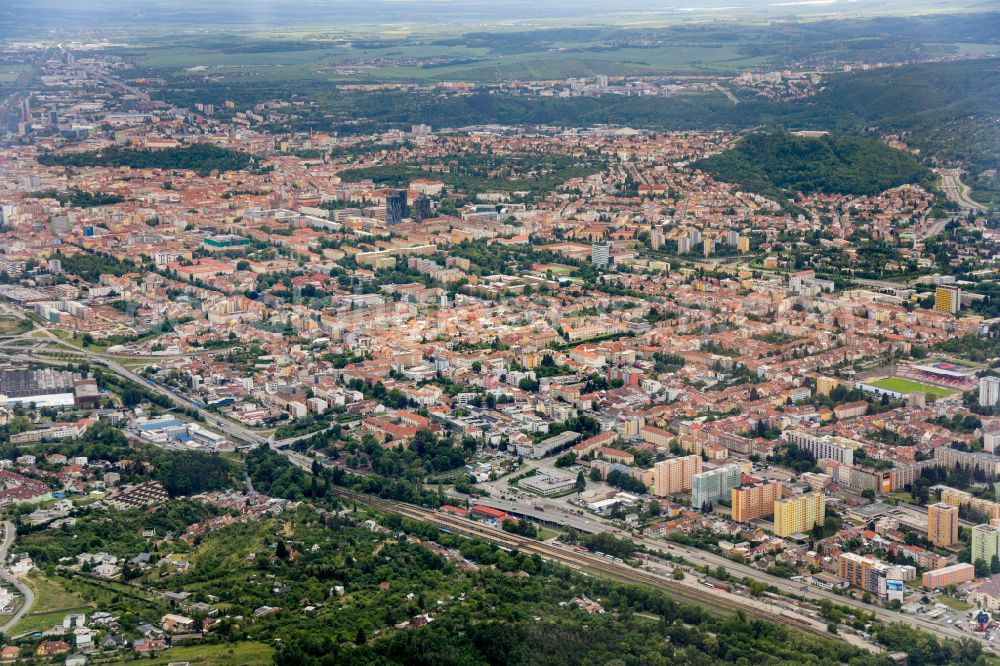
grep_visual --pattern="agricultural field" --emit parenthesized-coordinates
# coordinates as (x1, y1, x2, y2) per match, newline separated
(870, 377, 958, 398)
(100, 12, 1000, 84)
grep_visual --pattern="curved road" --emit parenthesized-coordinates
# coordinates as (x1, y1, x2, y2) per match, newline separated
(0, 521, 34, 634)
(938, 169, 987, 212)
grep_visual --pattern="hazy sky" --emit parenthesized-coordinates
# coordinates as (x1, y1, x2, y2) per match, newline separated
(1, 0, 963, 36)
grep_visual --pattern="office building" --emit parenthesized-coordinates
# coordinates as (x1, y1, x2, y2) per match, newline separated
(927, 502, 959, 547)
(653, 455, 702, 497)
(773, 492, 825, 537)
(691, 464, 740, 510)
(981, 376, 1000, 408)
(935, 285, 961, 314)
(731, 479, 781, 523)
(411, 195, 431, 222)
(972, 524, 1000, 565)
(591, 243, 610, 267)
(385, 190, 408, 225)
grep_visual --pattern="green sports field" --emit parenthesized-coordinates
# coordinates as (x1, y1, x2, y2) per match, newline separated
(870, 377, 957, 397)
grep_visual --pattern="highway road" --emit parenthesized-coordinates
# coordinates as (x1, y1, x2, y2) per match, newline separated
(0, 521, 34, 634)
(0, 48, 51, 124)
(937, 169, 987, 212)
(711, 82, 740, 104)
(917, 214, 953, 242)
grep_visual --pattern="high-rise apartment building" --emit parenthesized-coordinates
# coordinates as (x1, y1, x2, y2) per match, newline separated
(650, 227, 665, 250)
(591, 243, 610, 267)
(773, 492, 825, 537)
(839, 552, 887, 595)
(972, 524, 1000, 565)
(653, 455, 702, 497)
(732, 479, 782, 523)
(691, 464, 740, 510)
(980, 376, 1000, 408)
(927, 502, 959, 547)
(934, 285, 961, 314)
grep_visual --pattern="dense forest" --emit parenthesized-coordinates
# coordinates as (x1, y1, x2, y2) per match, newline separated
(54, 250, 139, 282)
(693, 132, 932, 199)
(36, 143, 254, 176)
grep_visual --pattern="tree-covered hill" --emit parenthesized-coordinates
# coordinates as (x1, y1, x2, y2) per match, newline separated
(693, 132, 933, 199)
(162, 57, 996, 202)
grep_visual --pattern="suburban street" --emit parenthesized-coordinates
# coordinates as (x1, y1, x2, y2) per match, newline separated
(0, 521, 34, 634)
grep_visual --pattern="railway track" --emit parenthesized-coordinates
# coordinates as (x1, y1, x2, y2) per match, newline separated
(332, 488, 836, 640)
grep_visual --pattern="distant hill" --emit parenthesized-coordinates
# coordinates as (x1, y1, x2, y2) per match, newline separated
(693, 132, 933, 200)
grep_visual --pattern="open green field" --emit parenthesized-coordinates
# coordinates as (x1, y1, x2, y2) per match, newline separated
(536, 264, 576, 276)
(887, 491, 917, 504)
(0, 64, 27, 83)
(937, 594, 973, 611)
(11, 574, 91, 636)
(870, 377, 958, 398)
(0, 315, 31, 335)
(146, 641, 275, 665)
